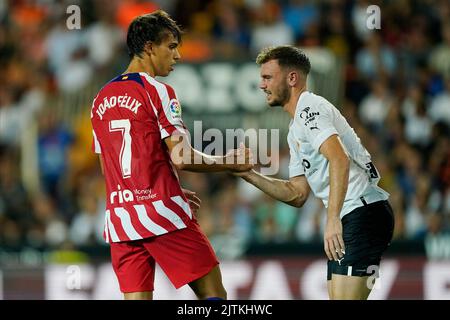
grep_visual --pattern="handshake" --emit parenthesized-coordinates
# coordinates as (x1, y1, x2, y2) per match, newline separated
(225, 142, 255, 175)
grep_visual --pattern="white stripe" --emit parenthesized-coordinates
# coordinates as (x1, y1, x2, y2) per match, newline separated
(347, 266, 352, 276)
(103, 210, 109, 243)
(152, 200, 187, 229)
(160, 128, 169, 139)
(106, 210, 120, 242)
(146, 91, 159, 119)
(143, 78, 181, 139)
(140, 72, 185, 132)
(93, 130, 101, 154)
(140, 73, 170, 112)
(114, 207, 143, 240)
(171, 196, 192, 219)
(90, 93, 100, 119)
(145, 91, 165, 133)
(134, 204, 168, 235)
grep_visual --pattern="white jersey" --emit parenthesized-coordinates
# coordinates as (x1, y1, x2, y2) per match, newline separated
(287, 91, 389, 219)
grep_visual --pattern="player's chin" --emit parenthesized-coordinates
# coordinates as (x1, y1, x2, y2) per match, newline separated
(161, 67, 173, 76)
(267, 99, 279, 107)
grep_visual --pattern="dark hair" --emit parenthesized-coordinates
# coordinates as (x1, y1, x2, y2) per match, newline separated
(256, 46, 311, 76)
(126, 10, 182, 59)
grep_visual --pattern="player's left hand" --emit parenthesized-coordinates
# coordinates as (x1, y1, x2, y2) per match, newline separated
(324, 216, 345, 261)
(182, 188, 201, 215)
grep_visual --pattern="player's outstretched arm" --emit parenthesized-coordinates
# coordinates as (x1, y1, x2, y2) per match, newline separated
(164, 134, 253, 173)
(236, 170, 310, 208)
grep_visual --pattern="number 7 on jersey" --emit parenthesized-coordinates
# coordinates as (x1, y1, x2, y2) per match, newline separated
(109, 119, 132, 179)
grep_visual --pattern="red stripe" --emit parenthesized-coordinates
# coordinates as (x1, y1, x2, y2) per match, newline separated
(140, 75, 183, 134)
(153, 199, 189, 228)
(106, 201, 191, 242)
(109, 211, 131, 241)
(163, 83, 177, 100)
(126, 205, 157, 238)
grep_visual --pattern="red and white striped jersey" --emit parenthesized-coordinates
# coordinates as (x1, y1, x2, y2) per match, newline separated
(91, 72, 193, 243)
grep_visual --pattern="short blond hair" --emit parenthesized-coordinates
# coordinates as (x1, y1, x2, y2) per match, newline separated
(256, 45, 311, 76)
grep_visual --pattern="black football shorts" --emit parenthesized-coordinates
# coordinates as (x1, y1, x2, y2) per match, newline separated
(327, 200, 395, 280)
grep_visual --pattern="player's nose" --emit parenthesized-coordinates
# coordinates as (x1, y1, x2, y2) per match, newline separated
(259, 80, 266, 90)
(174, 48, 181, 60)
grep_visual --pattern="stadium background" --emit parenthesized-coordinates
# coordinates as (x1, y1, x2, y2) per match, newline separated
(0, 0, 449, 299)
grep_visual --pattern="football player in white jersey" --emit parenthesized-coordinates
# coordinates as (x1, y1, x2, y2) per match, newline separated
(235, 46, 394, 300)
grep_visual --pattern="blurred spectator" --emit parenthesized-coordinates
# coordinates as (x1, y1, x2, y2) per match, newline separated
(115, 0, 159, 31)
(389, 190, 407, 240)
(0, 148, 32, 248)
(211, 0, 251, 58)
(250, 0, 294, 55)
(30, 193, 68, 248)
(395, 145, 422, 202)
(66, 112, 101, 194)
(351, 0, 373, 42)
(404, 99, 433, 147)
(429, 77, 450, 126)
(400, 14, 431, 83)
(37, 109, 74, 205)
(320, 1, 357, 60)
(295, 195, 325, 242)
(0, 64, 44, 146)
(358, 78, 393, 131)
(282, 0, 319, 42)
(209, 182, 252, 259)
(45, 15, 84, 75)
(429, 21, 450, 78)
(86, 3, 124, 69)
(253, 193, 298, 243)
(356, 31, 397, 81)
(57, 46, 94, 93)
(69, 190, 105, 246)
(177, 11, 214, 61)
(404, 174, 432, 239)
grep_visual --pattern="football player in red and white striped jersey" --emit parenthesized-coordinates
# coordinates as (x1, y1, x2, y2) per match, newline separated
(91, 10, 253, 300)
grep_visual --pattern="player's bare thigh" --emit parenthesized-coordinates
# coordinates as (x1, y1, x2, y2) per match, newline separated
(329, 274, 371, 300)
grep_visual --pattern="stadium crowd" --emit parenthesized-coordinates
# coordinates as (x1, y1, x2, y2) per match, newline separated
(0, 0, 449, 258)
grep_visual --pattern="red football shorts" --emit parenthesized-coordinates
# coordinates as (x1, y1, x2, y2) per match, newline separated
(110, 220, 219, 293)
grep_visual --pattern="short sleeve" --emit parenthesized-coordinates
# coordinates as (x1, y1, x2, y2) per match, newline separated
(158, 85, 187, 140)
(141, 73, 187, 140)
(295, 102, 338, 151)
(287, 132, 304, 178)
(92, 130, 101, 154)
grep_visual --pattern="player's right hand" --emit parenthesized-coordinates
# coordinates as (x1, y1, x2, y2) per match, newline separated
(226, 142, 254, 173)
(324, 216, 345, 261)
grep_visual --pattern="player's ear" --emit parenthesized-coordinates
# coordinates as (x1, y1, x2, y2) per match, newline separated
(144, 42, 154, 56)
(287, 71, 298, 87)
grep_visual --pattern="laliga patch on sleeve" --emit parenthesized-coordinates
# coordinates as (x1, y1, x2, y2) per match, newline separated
(169, 99, 182, 118)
